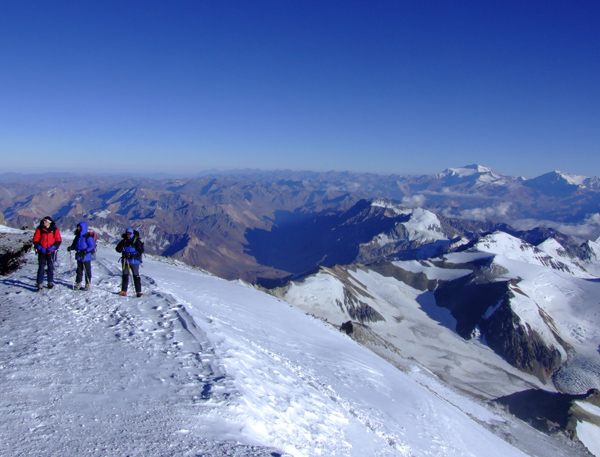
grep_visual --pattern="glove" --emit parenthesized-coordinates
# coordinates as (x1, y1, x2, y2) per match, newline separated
(67, 246, 74, 252)
(77, 250, 86, 258)
(37, 246, 46, 254)
(47, 246, 55, 252)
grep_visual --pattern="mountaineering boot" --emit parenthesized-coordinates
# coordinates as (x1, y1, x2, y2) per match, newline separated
(75, 282, 82, 290)
(118, 291, 127, 296)
(47, 283, 54, 289)
(136, 292, 145, 298)
(37, 284, 43, 291)
(84, 283, 91, 291)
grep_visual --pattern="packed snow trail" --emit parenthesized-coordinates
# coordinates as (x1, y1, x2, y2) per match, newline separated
(0, 233, 541, 456)
(0, 248, 284, 456)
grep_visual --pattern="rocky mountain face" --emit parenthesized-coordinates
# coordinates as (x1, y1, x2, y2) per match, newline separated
(1, 173, 377, 282)
(432, 261, 564, 382)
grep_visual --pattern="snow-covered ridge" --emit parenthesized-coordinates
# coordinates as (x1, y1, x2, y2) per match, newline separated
(402, 207, 447, 243)
(556, 171, 588, 186)
(1, 225, 550, 457)
(366, 206, 448, 248)
(370, 198, 411, 216)
(473, 231, 593, 278)
(283, 221, 600, 455)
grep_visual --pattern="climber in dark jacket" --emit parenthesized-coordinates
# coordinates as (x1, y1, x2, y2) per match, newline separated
(115, 227, 144, 297)
(32, 216, 62, 290)
(67, 221, 95, 290)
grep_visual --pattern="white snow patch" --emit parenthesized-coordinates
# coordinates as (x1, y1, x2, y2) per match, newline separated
(92, 209, 112, 218)
(0, 224, 27, 234)
(392, 259, 472, 281)
(575, 418, 600, 457)
(402, 208, 447, 243)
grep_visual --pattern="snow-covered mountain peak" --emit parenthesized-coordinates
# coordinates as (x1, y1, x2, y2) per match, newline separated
(524, 170, 600, 195)
(553, 170, 588, 186)
(370, 198, 412, 216)
(472, 231, 593, 278)
(442, 164, 492, 177)
(470, 231, 529, 259)
(437, 164, 510, 187)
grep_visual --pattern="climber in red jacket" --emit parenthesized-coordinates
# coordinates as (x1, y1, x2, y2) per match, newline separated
(32, 216, 62, 290)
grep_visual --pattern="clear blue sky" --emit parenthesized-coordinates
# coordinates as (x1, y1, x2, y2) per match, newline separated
(1, 1, 599, 178)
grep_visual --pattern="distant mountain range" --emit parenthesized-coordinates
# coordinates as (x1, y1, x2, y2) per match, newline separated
(1, 165, 599, 283)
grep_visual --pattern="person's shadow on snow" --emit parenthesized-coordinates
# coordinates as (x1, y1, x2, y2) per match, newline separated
(1, 278, 40, 292)
(1, 277, 74, 292)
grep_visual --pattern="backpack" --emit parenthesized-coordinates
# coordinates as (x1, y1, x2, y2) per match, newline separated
(133, 230, 144, 263)
(84, 230, 98, 260)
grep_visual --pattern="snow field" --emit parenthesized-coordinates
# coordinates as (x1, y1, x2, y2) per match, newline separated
(0, 227, 594, 456)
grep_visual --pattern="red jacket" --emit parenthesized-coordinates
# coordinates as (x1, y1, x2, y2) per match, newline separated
(33, 226, 62, 250)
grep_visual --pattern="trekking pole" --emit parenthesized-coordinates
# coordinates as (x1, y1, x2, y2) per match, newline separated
(48, 251, 55, 287)
(45, 252, 50, 277)
(126, 258, 132, 296)
(69, 252, 75, 290)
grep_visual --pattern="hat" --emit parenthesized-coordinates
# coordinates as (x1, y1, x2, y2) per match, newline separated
(126, 228, 134, 234)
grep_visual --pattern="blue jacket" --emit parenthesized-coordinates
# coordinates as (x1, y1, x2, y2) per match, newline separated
(70, 221, 95, 262)
(116, 228, 144, 266)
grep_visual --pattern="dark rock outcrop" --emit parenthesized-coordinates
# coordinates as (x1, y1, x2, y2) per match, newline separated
(481, 299, 563, 381)
(435, 272, 563, 381)
(0, 232, 33, 275)
(494, 388, 600, 439)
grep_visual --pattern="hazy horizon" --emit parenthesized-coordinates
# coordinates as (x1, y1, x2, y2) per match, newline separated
(1, 163, 598, 181)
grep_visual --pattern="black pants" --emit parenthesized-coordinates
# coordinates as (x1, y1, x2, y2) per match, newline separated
(37, 252, 55, 285)
(121, 262, 141, 293)
(76, 260, 92, 284)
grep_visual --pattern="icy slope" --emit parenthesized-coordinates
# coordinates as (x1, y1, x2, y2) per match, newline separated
(0, 227, 541, 457)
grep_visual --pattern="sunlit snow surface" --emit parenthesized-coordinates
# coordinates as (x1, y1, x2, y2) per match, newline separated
(0, 226, 596, 456)
(575, 403, 600, 457)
